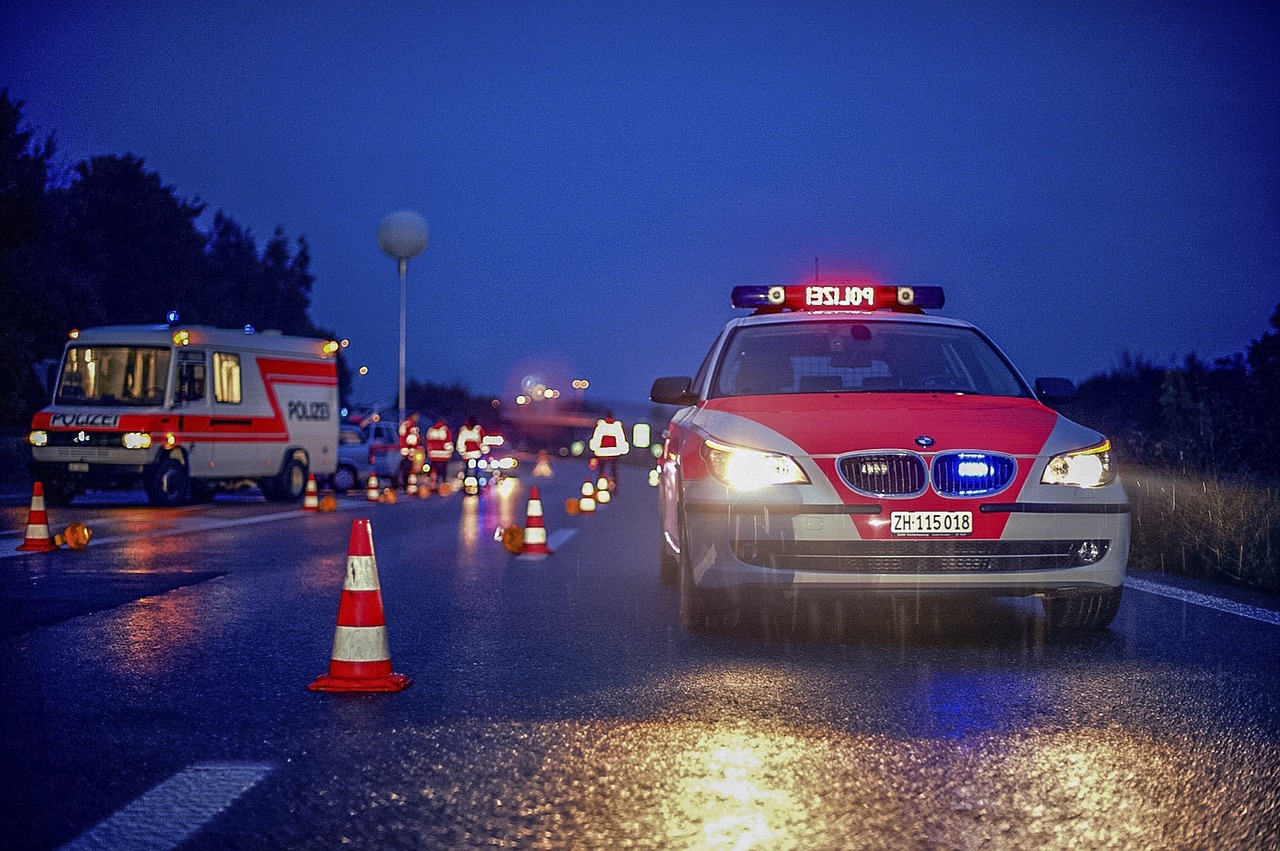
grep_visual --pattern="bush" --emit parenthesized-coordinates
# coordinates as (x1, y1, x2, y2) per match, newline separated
(1126, 466, 1279, 592)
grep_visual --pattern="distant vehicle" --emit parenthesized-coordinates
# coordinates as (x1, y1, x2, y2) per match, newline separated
(333, 420, 402, 492)
(651, 279, 1129, 633)
(28, 323, 340, 506)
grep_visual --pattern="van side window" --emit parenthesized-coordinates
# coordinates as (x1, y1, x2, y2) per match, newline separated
(214, 352, 242, 404)
(175, 350, 206, 404)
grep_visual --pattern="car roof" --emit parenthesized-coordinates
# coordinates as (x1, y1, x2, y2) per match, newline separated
(725, 308, 976, 332)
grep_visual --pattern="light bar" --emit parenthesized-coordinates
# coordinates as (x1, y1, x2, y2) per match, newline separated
(731, 284, 945, 312)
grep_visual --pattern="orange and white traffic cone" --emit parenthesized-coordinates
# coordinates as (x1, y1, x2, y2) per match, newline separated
(596, 474, 611, 505)
(16, 482, 57, 552)
(406, 473, 418, 496)
(303, 474, 319, 511)
(521, 486, 551, 557)
(532, 450, 553, 477)
(366, 474, 380, 502)
(578, 475, 596, 515)
(309, 518, 411, 693)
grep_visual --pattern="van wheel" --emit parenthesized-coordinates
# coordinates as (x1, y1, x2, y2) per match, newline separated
(264, 456, 308, 502)
(145, 457, 191, 507)
(332, 464, 358, 494)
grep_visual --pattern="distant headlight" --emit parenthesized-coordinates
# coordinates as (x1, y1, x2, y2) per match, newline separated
(122, 432, 152, 450)
(1041, 439, 1116, 488)
(703, 438, 809, 490)
(28, 430, 48, 447)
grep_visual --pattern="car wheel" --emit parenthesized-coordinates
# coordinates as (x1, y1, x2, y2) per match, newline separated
(264, 456, 308, 502)
(332, 464, 358, 494)
(145, 456, 191, 507)
(677, 523, 736, 631)
(659, 536, 679, 586)
(1043, 587, 1123, 633)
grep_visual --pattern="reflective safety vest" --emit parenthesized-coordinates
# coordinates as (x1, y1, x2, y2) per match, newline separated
(456, 424, 485, 459)
(589, 417, 630, 458)
(426, 422, 454, 461)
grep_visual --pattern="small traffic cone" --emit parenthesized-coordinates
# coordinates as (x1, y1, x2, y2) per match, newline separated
(309, 518, 411, 693)
(303, 474, 320, 511)
(366, 474, 380, 502)
(596, 474, 611, 505)
(532, 450, 553, 477)
(579, 475, 596, 514)
(406, 473, 418, 496)
(16, 482, 57, 552)
(521, 486, 551, 557)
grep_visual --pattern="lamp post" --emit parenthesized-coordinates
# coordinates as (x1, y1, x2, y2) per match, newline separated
(377, 210, 429, 426)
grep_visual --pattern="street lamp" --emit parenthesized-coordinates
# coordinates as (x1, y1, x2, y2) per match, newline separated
(377, 210, 429, 426)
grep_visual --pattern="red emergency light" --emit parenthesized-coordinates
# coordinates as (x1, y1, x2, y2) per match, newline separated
(731, 282, 945, 313)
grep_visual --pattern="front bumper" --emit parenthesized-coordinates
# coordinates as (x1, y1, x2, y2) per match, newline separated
(682, 497, 1129, 597)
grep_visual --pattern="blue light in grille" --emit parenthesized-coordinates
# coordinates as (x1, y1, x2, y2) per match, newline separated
(932, 452, 1016, 497)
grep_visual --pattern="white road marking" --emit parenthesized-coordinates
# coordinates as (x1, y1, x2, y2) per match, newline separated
(1126, 576, 1280, 626)
(60, 761, 274, 851)
(0, 503, 360, 559)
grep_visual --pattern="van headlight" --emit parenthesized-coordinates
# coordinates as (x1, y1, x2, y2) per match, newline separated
(28, 430, 48, 447)
(1041, 439, 1116, 488)
(703, 438, 809, 490)
(122, 432, 153, 450)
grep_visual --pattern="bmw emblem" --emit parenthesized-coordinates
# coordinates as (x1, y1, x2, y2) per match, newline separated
(915, 435, 935, 448)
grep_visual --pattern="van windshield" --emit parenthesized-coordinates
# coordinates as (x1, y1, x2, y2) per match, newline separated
(55, 346, 171, 407)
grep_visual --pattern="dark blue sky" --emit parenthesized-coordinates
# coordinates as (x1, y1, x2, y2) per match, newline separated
(3, 1, 1277, 407)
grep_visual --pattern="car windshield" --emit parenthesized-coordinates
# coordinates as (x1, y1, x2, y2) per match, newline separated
(710, 320, 1029, 398)
(55, 345, 171, 407)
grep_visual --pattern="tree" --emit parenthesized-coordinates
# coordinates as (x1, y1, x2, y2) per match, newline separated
(0, 90, 64, 425)
(56, 154, 206, 328)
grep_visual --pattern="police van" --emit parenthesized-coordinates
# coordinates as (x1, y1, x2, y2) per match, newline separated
(28, 323, 341, 506)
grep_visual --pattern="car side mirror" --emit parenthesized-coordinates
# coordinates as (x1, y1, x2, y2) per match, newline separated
(650, 376, 698, 406)
(1035, 377, 1076, 401)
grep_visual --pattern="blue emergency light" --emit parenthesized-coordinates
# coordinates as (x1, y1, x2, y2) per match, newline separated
(731, 283, 945, 312)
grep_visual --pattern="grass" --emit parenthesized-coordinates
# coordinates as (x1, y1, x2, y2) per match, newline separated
(1126, 466, 1280, 593)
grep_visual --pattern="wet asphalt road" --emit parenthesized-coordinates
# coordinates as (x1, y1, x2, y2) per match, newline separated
(1, 463, 1278, 850)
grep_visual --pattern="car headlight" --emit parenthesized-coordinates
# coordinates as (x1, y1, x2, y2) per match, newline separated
(28, 430, 48, 447)
(122, 432, 153, 450)
(1041, 439, 1116, 488)
(703, 438, 809, 490)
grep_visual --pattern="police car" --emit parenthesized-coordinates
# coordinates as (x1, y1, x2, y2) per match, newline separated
(650, 280, 1128, 633)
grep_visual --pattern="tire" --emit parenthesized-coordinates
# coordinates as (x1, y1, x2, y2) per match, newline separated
(1043, 587, 1123, 634)
(263, 455, 308, 502)
(332, 464, 358, 494)
(659, 537, 679, 586)
(145, 456, 191, 507)
(677, 521, 736, 630)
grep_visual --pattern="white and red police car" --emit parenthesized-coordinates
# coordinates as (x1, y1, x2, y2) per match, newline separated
(650, 280, 1128, 632)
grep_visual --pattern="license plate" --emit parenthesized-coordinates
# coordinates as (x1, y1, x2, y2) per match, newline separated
(891, 510, 972, 536)
(68, 462, 90, 472)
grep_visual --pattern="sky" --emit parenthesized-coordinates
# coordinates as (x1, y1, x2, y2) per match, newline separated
(3, 1, 1277, 410)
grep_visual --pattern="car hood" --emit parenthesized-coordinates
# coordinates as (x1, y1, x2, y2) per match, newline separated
(693, 393, 1062, 457)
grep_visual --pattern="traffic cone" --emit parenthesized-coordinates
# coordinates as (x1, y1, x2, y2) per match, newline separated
(596, 474, 611, 505)
(578, 475, 596, 514)
(309, 518, 411, 693)
(532, 450, 553, 477)
(16, 482, 57, 552)
(521, 486, 551, 556)
(366, 474, 380, 502)
(303, 474, 319, 511)
(406, 473, 418, 496)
